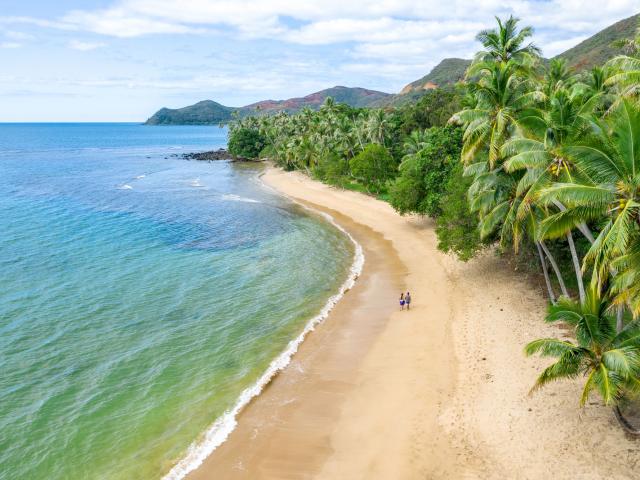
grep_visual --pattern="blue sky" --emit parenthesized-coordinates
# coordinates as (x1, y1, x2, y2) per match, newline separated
(0, 0, 637, 121)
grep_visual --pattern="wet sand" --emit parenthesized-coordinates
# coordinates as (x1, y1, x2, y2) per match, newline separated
(188, 198, 408, 478)
(187, 167, 639, 479)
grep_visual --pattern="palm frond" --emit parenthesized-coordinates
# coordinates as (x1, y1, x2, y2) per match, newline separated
(524, 338, 580, 357)
(537, 183, 614, 208)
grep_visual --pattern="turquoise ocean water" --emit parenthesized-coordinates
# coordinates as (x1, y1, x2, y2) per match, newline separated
(0, 124, 355, 479)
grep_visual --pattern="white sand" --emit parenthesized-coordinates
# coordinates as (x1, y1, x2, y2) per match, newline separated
(188, 166, 639, 479)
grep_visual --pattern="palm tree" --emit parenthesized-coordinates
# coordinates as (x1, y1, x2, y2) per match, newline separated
(606, 21, 640, 98)
(538, 99, 640, 298)
(452, 60, 539, 167)
(543, 58, 574, 96)
(365, 109, 390, 147)
(525, 286, 640, 407)
(583, 66, 613, 98)
(499, 83, 605, 302)
(611, 20, 640, 56)
(464, 159, 569, 301)
(474, 15, 541, 65)
(332, 115, 357, 158)
(320, 96, 339, 117)
(453, 16, 541, 167)
(402, 129, 428, 156)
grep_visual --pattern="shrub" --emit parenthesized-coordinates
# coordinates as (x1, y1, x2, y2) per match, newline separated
(349, 144, 397, 193)
(389, 126, 462, 217)
(228, 127, 266, 158)
(314, 153, 350, 186)
(435, 162, 484, 261)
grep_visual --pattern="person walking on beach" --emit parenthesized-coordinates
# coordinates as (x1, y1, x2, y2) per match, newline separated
(399, 292, 405, 311)
(405, 291, 412, 310)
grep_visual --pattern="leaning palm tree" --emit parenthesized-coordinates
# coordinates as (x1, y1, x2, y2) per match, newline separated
(500, 83, 603, 303)
(612, 241, 640, 318)
(465, 158, 569, 302)
(537, 99, 640, 297)
(525, 286, 640, 408)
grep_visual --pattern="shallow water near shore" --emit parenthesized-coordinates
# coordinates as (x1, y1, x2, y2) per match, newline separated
(0, 124, 354, 480)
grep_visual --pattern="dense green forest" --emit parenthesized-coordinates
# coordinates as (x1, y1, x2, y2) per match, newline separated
(229, 15, 640, 426)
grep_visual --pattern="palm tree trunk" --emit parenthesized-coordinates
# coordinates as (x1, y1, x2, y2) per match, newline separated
(614, 405, 640, 436)
(577, 222, 595, 244)
(552, 200, 595, 244)
(353, 120, 365, 149)
(567, 231, 586, 304)
(539, 240, 569, 298)
(617, 307, 624, 333)
(536, 241, 557, 304)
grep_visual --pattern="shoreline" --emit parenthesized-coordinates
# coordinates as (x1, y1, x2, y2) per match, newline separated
(162, 172, 365, 479)
(186, 166, 639, 479)
(186, 165, 457, 478)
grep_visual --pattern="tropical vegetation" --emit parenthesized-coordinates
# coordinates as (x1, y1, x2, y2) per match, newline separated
(228, 15, 640, 425)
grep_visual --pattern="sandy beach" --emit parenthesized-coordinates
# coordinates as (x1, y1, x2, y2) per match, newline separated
(187, 166, 639, 479)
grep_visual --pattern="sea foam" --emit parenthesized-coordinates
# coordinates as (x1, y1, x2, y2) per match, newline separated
(161, 202, 364, 480)
(221, 193, 261, 204)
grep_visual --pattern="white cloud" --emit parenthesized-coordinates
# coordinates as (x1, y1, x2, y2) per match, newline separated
(283, 18, 486, 45)
(1, 0, 638, 118)
(0, 0, 636, 70)
(0, 16, 76, 31)
(4, 30, 34, 40)
(5, 0, 638, 50)
(68, 40, 107, 51)
(343, 61, 433, 79)
(62, 8, 198, 38)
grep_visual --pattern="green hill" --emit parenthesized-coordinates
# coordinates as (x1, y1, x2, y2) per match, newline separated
(555, 13, 639, 70)
(389, 13, 638, 105)
(146, 14, 639, 124)
(145, 87, 391, 124)
(242, 86, 390, 114)
(145, 100, 234, 125)
(399, 58, 471, 95)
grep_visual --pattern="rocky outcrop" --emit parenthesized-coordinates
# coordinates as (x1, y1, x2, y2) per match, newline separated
(182, 149, 263, 162)
(183, 149, 234, 161)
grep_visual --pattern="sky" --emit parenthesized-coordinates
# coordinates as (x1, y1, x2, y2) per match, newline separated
(0, 0, 638, 121)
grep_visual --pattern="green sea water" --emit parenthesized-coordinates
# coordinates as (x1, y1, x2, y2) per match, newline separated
(0, 124, 355, 479)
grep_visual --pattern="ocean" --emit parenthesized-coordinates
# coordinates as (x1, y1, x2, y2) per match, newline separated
(0, 123, 358, 479)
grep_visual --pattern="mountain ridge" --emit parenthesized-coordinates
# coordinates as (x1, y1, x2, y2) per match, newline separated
(554, 13, 639, 70)
(145, 86, 390, 125)
(146, 13, 639, 124)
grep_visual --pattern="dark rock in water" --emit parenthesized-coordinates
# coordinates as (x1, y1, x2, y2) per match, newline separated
(182, 148, 262, 163)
